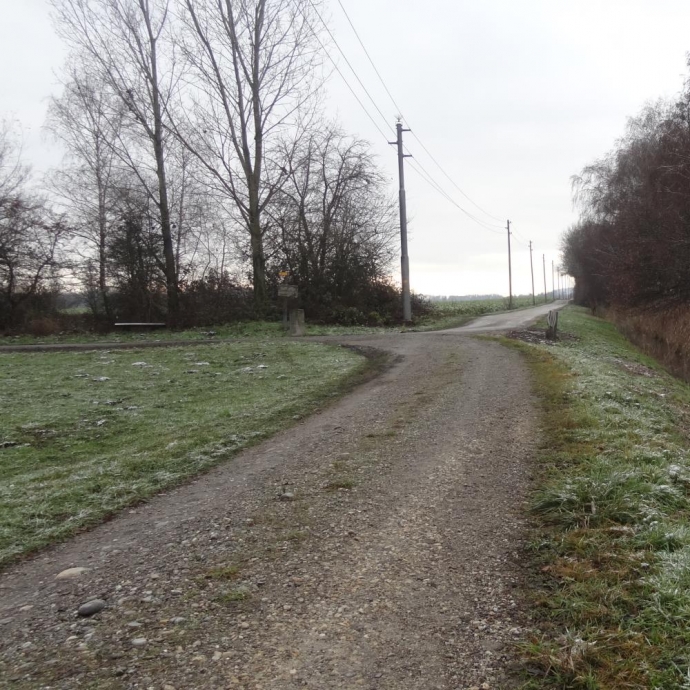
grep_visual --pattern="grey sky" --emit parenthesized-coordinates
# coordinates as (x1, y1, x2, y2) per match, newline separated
(3, 0, 690, 296)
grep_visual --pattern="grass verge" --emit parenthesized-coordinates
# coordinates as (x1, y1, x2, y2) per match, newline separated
(0, 340, 377, 568)
(503, 306, 690, 689)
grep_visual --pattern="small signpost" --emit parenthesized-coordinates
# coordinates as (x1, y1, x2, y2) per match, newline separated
(277, 284, 298, 299)
(278, 274, 298, 329)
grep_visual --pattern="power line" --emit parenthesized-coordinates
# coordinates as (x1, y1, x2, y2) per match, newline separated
(334, 0, 406, 117)
(300, 0, 507, 237)
(334, 0, 505, 223)
(407, 160, 504, 235)
(305, 0, 393, 135)
(292, 3, 390, 143)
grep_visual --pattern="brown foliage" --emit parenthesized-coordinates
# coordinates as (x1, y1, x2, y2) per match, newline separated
(565, 71, 690, 310)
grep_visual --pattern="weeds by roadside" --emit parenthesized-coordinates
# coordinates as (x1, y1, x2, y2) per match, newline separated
(504, 307, 690, 689)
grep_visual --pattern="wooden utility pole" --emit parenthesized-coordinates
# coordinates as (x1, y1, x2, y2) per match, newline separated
(507, 220, 513, 309)
(542, 254, 547, 303)
(556, 266, 563, 299)
(529, 240, 535, 306)
(391, 121, 412, 322)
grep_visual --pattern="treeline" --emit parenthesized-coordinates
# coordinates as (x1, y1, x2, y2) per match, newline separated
(0, 0, 406, 334)
(564, 63, 690, 310)
(428, 294, 503, 302)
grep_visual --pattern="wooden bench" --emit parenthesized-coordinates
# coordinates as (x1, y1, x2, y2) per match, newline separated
(114, 322, 167, 331)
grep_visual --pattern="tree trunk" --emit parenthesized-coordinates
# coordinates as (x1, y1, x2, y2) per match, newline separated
(147, 24, 178, 327)
(249, 206, 267, 307)
(97, 172, 112, 321)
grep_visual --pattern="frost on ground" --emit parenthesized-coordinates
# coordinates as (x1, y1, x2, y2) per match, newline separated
(0, 341, 365, 567)
(511, 307, 690, 688)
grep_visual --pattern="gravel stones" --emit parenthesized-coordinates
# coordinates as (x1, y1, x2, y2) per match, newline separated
(131, 638, 148, 648)
(77, 600, 106, 617)
(55, 567, 90, 580)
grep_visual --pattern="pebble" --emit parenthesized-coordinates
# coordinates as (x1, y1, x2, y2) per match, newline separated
(131, 638, 148, 648)
(278, 492, 295, 501)
(169, 617, 186, 624)
(56, 567, 90, 580)
(77, 600, 106, 617)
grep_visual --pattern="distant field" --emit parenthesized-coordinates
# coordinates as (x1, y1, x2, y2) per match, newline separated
(414, 295, 538, 330)
(0, 341, 367, 567)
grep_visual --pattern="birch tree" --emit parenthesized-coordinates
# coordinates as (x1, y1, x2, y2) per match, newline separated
(46, 66, 124, 319)
(50, 0, 182, 324)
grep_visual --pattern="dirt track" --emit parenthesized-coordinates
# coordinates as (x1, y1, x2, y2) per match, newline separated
(0, 317, 544, 689)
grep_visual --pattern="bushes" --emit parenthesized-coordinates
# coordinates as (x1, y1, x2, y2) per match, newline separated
(179, 272, 260, 327)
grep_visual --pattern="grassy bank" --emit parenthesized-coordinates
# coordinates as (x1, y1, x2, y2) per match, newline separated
(506, 307, 690, 688)
(0, 341, 369, 568)
(607, 304, 690, 383)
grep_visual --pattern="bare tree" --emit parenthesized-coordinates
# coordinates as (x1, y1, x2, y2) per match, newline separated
(50, 0, 182, 324)
(271, 125, 397, 318)
(46, 65, 125, 319)
(0, 125, 68, 327)
(0, 121, 30, 208)
(175, 0, 323, 307)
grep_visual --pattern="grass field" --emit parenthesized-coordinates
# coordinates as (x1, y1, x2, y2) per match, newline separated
(0, 341, 368, 568)
(507, 307, 690, 688)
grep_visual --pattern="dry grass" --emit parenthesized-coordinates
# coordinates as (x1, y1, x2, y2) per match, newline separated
(608, 304, 690, 382)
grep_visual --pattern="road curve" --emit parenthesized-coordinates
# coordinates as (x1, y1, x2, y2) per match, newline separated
(437, 300, 568, 334)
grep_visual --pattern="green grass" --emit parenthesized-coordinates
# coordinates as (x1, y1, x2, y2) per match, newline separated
(504, 306, 690, 689)
(0, 341, 368, 568)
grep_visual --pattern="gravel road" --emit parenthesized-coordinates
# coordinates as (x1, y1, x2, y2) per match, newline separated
(0, 323, 541, 689)
(437, 300, 568, 334)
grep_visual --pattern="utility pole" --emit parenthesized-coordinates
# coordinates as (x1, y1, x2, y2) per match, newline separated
(542, 254, 547, 303)
(529, 240, 535, 306)
(507, 220, 513, 309)
(551, 260, 555, 301)
(390, 121, 412, 322)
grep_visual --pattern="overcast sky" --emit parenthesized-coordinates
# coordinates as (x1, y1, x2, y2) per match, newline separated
(3, 0, 690, 296)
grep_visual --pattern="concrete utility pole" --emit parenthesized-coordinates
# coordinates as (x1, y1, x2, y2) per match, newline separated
(542, 254, 547, 303)
(507, 220, 513, 309)
(551, 260, 555, 301)
(529, 240, 535, 306)
(391, 121, 412, 322)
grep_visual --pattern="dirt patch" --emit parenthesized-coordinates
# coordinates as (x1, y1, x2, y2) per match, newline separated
(611, 357, 658, 378)
(506, 329, 579, 346)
